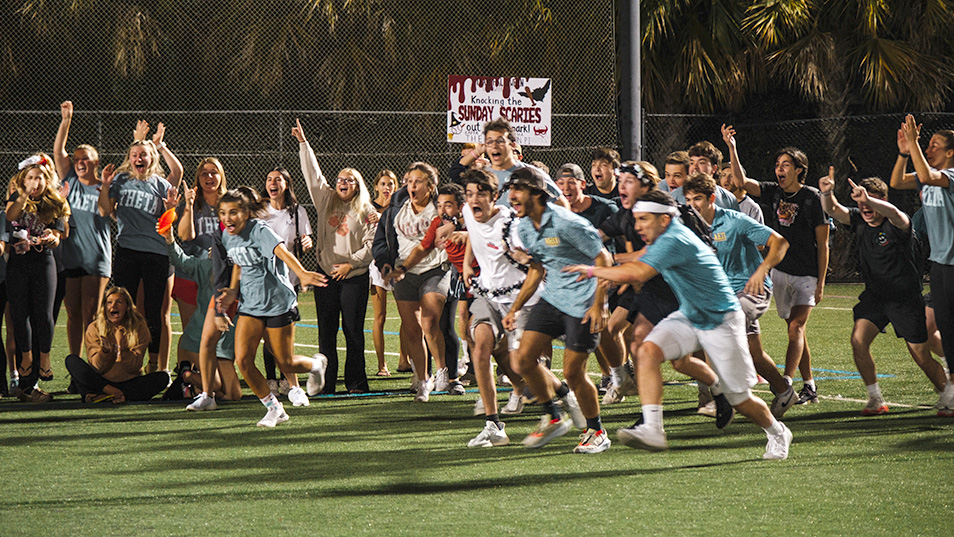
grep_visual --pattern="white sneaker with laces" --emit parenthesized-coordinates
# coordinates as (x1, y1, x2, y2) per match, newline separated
(434, 368, 450, 392)
(574, 428, 611, 454)
(257, 403, 290, 428)
(763, 423, 793, 460)
(697, 400, 717, 417)
(473, 395, 485, 416)
(186, 392, 217, 411)
(602, 385, 626, 405)
(415, 376, 434, 402)
(770, 385, 798, 419)
(522, 414, 571, 448)
(617, 423, 668, 451)
(500, 390, 524, 414)
(467, 420, 509, 448)
(937, 384, 954, 417)
(561, 391, 586, 428)
(288, 386, 310, 407)
(306, 353, 328, 396)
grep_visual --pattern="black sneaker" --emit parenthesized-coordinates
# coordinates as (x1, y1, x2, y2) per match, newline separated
(796, 384, 818, 404)
(714, 393, 735, 429)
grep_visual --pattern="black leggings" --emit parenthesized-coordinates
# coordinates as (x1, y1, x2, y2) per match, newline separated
(65, 354, 169, 401)
(314, 271, 370, 393)
(930, 263, 954, 372)
(113, 247, 170, 355)
(7, 252, 56, 357)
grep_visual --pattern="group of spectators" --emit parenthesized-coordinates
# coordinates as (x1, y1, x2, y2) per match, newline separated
(4, 105, 953, 455)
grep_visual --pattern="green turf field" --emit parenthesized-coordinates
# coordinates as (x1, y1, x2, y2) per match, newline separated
(1, 283, 951, 536)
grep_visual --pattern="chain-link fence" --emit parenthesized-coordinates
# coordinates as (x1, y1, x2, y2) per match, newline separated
(645, 112, 954, 281)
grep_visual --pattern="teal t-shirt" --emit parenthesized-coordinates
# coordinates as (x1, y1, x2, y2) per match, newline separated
(61, 171, 112, 276)
(166, 239, 234, 358)
(110, 173, 172, 256)
(710, 207, 774, 293)
(920, 168, 954, 265)
(222, 218, 296, 317)
(639, 219, 739, 330)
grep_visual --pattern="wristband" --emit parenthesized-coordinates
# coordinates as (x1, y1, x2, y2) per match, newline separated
(899, 151, 910, 158)
(587, 266, 594, 279)
(157, 141, 167, 150)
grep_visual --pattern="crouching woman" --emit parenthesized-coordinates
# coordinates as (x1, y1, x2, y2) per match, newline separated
(65, 287, 171, 403)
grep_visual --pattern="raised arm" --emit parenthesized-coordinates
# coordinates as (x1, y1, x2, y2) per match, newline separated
(177, 187, 197, 241)
(903, 114, 950, 188)
(818, 166, 850, 225)
(53, 101, 73, 180)
(97, 164, 118, 217)
(293, 118, 331, 206)
(153, 123, 183, 187)
(891, 124, 919, 189)
(848, 179, 910, 230)
(722, 123, 760, 197)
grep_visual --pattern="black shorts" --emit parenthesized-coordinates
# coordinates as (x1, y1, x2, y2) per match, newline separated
(627, 290, 679, 326)
(523, 299, 600, 353)
(853, 290, 927, 344)
(62, 267, 93, 278)
(239, 307, 301, 329)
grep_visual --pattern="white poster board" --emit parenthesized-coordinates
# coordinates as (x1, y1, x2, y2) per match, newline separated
(447, 76, 552, 146)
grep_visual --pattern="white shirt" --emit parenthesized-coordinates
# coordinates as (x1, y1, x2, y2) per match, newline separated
(263, 204, 312, 287)
(394, 200, 445, 274)
(462, 203, 541, 308)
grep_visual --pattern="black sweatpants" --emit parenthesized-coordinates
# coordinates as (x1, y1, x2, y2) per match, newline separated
(64, 354, 169, 401)
(113, 247, 170, 355)
(314, 271, 370, 393)
(930, 262, 954, 372)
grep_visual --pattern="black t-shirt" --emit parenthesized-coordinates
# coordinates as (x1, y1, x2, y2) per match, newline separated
(599, 208, 678, 305)
(5, 193, 66, 261)
(849, 208, 921, 300)
(756, 182, 827, 277)
(584, 183, 620, 206)
(577, 195, 619, 254)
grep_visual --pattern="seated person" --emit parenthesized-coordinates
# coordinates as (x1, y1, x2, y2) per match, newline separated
(65, 287, 170, 403)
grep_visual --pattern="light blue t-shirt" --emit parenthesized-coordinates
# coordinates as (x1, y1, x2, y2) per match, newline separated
(670, 185, 741, 212)
(710, 207, 774, 293)
(639, 219, 739, 330)
(61, 171, 112, 276)
(166, 239, 234, 359)
(920, 168, 954, 265)
(110, 172, 172, 256)
(494, 162, 561, 207)
(517, 203, 603, 318)
(222, 218, 296, 317)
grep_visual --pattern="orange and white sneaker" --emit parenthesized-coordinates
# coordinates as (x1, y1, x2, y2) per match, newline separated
(574, 428, 611, 454)
(861, 398, 888, 416)
(521, 414, 570, 448)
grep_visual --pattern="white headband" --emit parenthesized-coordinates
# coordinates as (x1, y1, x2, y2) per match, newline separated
(632, 200, 677, 215)
(18, 155, 48, 170)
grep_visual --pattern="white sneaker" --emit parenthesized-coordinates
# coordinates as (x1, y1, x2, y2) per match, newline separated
(410, 378, 421, 394)
(770, 386, 798, 419)
(574, 428, 611, 454)
(278, 378, 291, 395)
(697, 400, 717, 417)
(266, 379, 279, 396)
(500, 390, 524, 415)
(861, 397, 888, 416)
(522, 414, 571, 448)
(473, 395, 485, 416)
(306, 353, 328, 396)
(415, 376, 434, 402)
(457, 347, 471, 378)
(434, 368, 450, 392)
(561, 391, 586, 429)
(602, 385, 626, 405)
(617, 371, 639, 396)
(186, 392, 217, 411)
(937, 384, 954, 417)
(763, 423, 793, 460)
(256, 403, 290, 428)
(617, 423, 668, 451)
(288, 386, 310, 407)
(467, 420, 509, 448)
(447, 380, 466, 396)
(497, 373, 512, 387)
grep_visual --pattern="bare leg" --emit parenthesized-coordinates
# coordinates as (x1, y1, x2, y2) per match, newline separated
(851, 319, 881, 387)
(783, 305, 813, 380)
(748, 333, 789, 394)
(371, 285, 389, 373)
(563, 349, 599, 419)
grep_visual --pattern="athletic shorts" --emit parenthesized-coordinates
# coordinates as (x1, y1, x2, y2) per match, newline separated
(172, 276, 198, 306)
(737, 289, 772, 335)
(626, 290, 680, 325)
(469, 296, 531, 352)
(853, 290, 928, 344)
(392, 266, 450, 302)
(238, 306, 300, 329)
(770, 268, 817, 319)
(645, 309, 757, 397)
(62, 267, 93, 279)
(523, 299, 600, 353)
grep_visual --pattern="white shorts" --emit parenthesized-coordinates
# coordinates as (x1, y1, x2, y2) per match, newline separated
(368, 262, 391, 291)
(737, 289, 772, 335)
(770, 268, 816, 319)
(644, 309, 757, 397)
(469, 296, 530, 353)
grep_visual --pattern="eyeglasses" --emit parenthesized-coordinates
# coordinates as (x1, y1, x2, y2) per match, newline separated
(484, 138, 508, 146)
(336, 177, 357, 185)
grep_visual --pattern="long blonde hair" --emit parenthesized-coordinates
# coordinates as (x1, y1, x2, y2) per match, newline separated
(115, 140, 164, 180)
(94, 287, 149, 350)
(328, 167, 372, 220)
(192, 157, 228, 209)
(10, 152, 71, 224)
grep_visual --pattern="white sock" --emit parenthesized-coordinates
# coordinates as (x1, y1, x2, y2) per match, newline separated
(642, 404, 664, 430)
(260, 393, 279, 408)
(865, 383, 882, 401)
(805, 379, 816, 390)
(943, 382, 954, 397)
(199, 391, 209, 398)
(709, 379, 723, 396)
(763, 419, 785, 436)
(611, 364, 628, 385)
(783, 375, 793, 386)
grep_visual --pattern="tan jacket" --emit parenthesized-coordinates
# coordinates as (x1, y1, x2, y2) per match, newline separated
(85, 323, 151, 383)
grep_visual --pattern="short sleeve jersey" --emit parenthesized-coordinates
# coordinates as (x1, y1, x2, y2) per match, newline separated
(920, 169, 954, 265)
(177, 200, 220, 256)
(639, 219, 739, 330)
(60, 170, 111, 276)
(517, 203, 603, 318)
(462, 203, 539, 308)
(710, 207, 774, 293)
(109, 173, 172, 256)
(849, 208, 922, 300)
(393, 199, 445, 274)
(756, 182, 827, 277)
(584, 183, 620, 203)
(222, 219, 297, 317)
